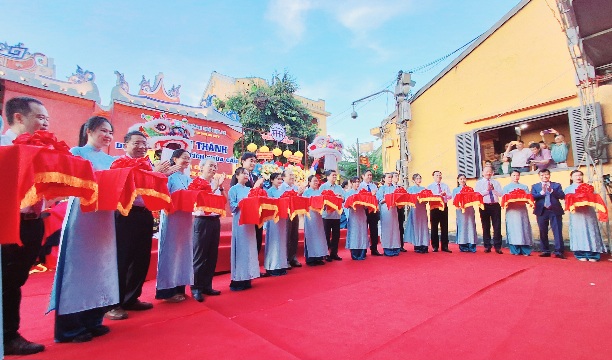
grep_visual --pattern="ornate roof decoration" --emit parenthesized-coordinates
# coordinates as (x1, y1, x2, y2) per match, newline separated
(0, 41, 54, 77)
(138, 73, 180, 104)
(67, 65, 95, 84)
(111, 71, 241, 127)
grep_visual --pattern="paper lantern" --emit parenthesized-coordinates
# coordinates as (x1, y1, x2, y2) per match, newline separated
(272, 147, 282, 156)
(260, 145, 270, 152)
(246, 143, 258, 152)
(283, 150, 293, 158)
(294, 150, 303, 158)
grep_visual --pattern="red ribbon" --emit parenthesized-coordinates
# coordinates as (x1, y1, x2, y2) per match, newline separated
(12, 130, 72, 155)
(110, 157, 152, 171)
(188, 177, 213, 193)
(452, 186, 484, 212)
(500, 188, 534, 209)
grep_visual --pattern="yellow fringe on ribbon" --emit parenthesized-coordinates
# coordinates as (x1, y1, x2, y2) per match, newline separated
(459, 201, 485, 213)
(20, 172, 98, 209)
(194, 206, 227, 217)
(290, 209, 310, 220)
(323, 199, 343, 214)
(502, 198, 535, 209)
(568, 201, 608, 214)
(116, 188, 172, 216)
(350, 201, 378, 212)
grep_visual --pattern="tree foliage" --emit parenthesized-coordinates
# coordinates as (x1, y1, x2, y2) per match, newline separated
(223, 71, 319, 158)
(338, 144, 384, 182)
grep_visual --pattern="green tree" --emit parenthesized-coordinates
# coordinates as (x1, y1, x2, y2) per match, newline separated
(223, 71, 319, 160)
(338, 144, 384, 182)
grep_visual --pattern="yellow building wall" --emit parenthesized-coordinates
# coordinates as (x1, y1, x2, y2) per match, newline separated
(379, 0, 612, 241)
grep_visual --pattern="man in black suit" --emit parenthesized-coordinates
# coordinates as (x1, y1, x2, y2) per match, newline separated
(230, 152, 264, 252)
(531, 168, 566, 258)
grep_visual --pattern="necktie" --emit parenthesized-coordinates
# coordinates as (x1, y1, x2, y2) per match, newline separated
(367, 184, 371, 192)
(437, 183, 441, 194)
(544, 182, 551, 208)
(487, 180, 494, 203)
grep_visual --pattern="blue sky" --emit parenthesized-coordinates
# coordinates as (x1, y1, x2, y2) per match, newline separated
(3, 0, 521, 148)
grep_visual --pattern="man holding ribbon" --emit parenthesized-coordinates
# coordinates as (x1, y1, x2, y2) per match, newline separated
(474, 166, 504, 254)
(531, 168, 566, 258)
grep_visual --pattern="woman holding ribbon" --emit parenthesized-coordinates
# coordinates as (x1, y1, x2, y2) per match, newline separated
(302, 175, 329, 265)
(452, 174, 478, 253)
(155, 149, 194, 302)
(50, 116, 117, 343)
(345, 178, 368, 260)
(376, 173, 401, 256)
(503, 170, 533, 256)
(404, 173, 430, 253)
(565, 170, 607, 261)
(228, 167, 260, 290)
(264, 173, 289, 276)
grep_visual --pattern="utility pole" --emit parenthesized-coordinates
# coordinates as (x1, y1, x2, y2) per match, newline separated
(356, 138, 360, 178)
(395, 71, 414, 187)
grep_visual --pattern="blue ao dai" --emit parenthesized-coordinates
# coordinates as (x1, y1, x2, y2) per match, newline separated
(565, 183, 607, 260)
(49, 145, 118, 315)
(404, 185, 430, 248)
(156, 172, 194, 290)
(229, 184, 260, 281)
(345, 189, 369, 250)
(452, 186, 478, 251)
(503, 182, 533, 255)
(377, 185, 401, 255)
(302, 187, 329, 258)
(264, 186, 289, 271)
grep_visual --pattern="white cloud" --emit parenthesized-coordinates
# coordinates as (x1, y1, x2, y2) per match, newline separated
(265, 0, 313, 48)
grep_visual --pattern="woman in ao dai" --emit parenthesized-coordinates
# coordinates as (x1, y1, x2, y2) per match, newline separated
(503, 170, 533, 256)
(155, 149, 194, 302)
(376, 173, 401, 256)
(228, 167, 260, 291)
(404, 173, 430, 253)
(452, 174, 478, 252)
(264, 173, 289, 276)
(50, 117, 117, 342)
(302, 175, 329, 265)
(565, 170, 607, 261)
(345, 178, 368, 260)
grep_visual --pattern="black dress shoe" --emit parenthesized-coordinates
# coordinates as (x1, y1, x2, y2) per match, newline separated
(289, 260, 302, 267)
(399, 247, 408, 252)
(539, 252, 551, 257)
(192, 290, 204, 302)
(90, 325, 110, 337)
(371, 250, 383, 256)
(554, 253, 567, 259)
(315, 259, 327, 265)
(325, 255, 333, 262)
(4, 335, 45, 355)
(57, 332, 93, 343)
(123, 300, 153, 311)
(442, 249, 452, 253)
(331, 255, 343, 261)
(203, 288, 221, 296)
(495, 249, 503, 254)
(484, 248, 491, 253)
(260, 272, 271, 277)
(432, 248, 439, 253)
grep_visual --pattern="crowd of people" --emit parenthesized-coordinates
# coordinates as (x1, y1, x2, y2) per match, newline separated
(1, 96, 608, 356)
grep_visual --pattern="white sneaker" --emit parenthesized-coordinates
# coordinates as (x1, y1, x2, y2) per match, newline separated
(578, 258, 588, 262)
(588, 258, 598, 262)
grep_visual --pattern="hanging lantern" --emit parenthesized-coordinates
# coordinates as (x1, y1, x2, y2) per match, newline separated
(272, 147, 282, 156)
(294, 150, 303, 158)
(283, 149, 293, 158)
(260, 145, 270, 152)
(246, 143, 258, 152)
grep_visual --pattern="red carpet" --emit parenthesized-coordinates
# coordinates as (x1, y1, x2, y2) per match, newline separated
(12, 246, 612, 360)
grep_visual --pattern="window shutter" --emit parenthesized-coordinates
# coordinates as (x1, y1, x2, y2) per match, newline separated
(455, 132, 479, 178)
(568, 103, 606, 164)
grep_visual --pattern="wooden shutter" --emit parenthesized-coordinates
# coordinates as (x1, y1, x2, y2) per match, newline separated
(455, 131, 479, 178)
(568, 103, 606, 164)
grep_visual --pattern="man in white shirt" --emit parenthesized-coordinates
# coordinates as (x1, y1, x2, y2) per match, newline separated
(280, 170, 304, 267)
(474, 166, 504, 254)
(1, 97, 49, 355)
(426, 171, 452, 252)
(504, 140, 531, 172)
(358, 170, 382, 256)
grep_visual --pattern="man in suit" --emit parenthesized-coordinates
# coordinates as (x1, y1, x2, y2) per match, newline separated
(1, 97, 48, 355)
(230, 152, 264, 253)
(531, 168, 566, 258)
(474, 166, 504, 254)
(426, 171, 452, 253)
(392, 172, 407, 252)
(358, 170, 382, 256)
